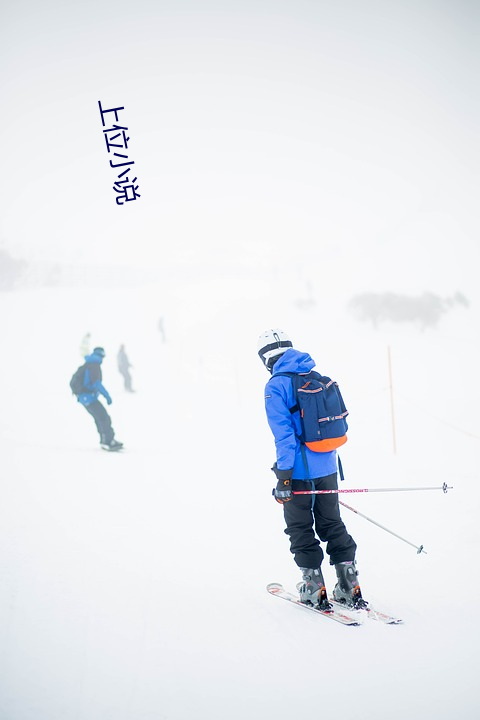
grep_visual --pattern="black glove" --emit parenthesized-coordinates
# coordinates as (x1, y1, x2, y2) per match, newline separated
(273, 478, 293, 504)
(271, 464, 293, 504)
(271, 463, 293, 481)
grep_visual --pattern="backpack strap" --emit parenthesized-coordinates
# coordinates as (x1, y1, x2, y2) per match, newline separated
(299, 443, 310, 480)
(273, 371, 310, 415)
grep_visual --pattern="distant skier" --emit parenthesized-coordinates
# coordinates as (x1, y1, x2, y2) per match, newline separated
(71, 346, 123, 451)
(117, 344, 134, 392)
(258, 328, 366, 610)
(80, 332, 91, 358)
(158, 316, 166, 343)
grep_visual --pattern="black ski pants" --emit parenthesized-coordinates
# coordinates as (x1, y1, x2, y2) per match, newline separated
(283, 473, 356, 569)
(83, 400, 114, 444)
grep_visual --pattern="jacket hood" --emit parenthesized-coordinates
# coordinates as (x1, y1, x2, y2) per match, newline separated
(271, 348, 315, 375)
(85, 352, 103, 364)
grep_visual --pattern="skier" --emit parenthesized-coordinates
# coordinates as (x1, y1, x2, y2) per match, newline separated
(75, 346, 123, 451)
(158, 316, 166, 343)
(80, 332, 91, 358)
(117, 344, 134, 392)
(258, 329, 366, 610)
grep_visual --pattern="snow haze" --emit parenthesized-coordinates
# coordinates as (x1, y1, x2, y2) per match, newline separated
(1, 2, 479, 719)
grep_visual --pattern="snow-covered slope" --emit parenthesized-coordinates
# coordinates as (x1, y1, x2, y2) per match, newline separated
(0, 275, 478, 720)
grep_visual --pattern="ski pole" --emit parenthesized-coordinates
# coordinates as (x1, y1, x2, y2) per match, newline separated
(338, 499, 427, 554)
(292, 482, 452, 496)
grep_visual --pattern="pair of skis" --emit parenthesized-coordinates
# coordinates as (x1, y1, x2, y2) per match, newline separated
(267, 583, 403, 626)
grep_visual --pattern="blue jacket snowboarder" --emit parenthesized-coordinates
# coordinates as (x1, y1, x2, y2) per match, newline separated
(75, 347, 123, 451)
(258, 328, 366, 610)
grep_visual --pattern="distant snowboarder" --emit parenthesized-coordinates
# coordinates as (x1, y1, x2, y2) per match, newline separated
(80, 332, 91, 358)
(70, 346, 123, 451)
(158, 317, 166, 343)
(117, 344, 134, 392)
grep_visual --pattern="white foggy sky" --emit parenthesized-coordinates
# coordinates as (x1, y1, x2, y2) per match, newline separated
(1, 7, 479, 717)
(1, 0, 479, 294)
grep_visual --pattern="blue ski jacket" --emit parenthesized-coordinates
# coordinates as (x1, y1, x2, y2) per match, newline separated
(77, 351, 112, 407)
(264, 348, 337, 480)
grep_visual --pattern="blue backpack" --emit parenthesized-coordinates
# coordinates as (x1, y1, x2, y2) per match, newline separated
(276, 371, 348, 452)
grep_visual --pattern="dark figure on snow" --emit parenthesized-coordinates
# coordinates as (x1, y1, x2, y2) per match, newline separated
(80, 332, 91, 358)
(117, 344, 134, 392)
(258, 328, 367, 610)
(158, 316, 166, 343)
(76, 347, 123, 451)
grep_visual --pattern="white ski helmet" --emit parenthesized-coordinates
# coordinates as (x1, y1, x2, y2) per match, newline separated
(257, 328, 293, 369)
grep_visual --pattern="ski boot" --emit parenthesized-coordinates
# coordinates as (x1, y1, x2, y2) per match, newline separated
(297, 568, 332, 611)
(333, 561, 368, 609)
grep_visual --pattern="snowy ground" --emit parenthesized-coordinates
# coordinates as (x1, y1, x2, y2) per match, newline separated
(1, 275, 479, 720)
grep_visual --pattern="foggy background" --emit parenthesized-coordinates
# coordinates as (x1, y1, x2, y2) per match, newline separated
(1, 0, 479, 297)
(1, 2, 479, 719)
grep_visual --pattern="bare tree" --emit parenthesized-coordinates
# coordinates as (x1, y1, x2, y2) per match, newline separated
(348, 291, 469, 330)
